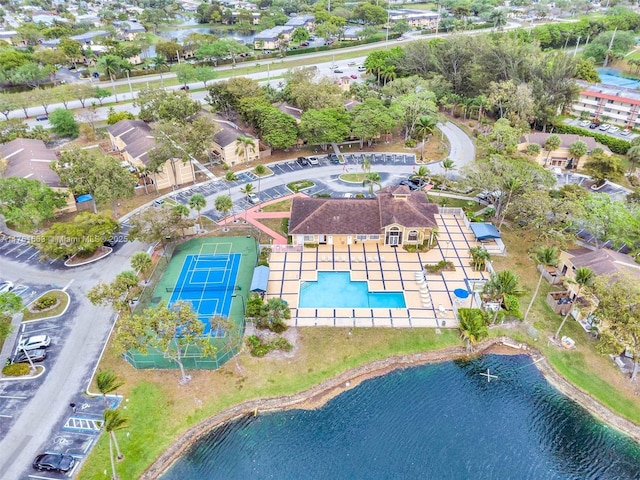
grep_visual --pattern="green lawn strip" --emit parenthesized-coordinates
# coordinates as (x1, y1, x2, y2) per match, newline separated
(78, 329, 459, 479)
(260, 199, 292, 212)
(339, 173, 366, 182)
(21, 290, 69, 321)
(426, 196, 482, 212)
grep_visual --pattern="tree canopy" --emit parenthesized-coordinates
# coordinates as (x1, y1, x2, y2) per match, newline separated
(0, 177, 67, 230)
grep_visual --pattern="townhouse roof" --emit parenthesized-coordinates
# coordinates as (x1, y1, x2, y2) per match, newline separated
(565, 248, 640, 279)
(519, 132, 610, 153)
(213, 122, 255, 148)
(289, 186, 438, 235)
(107, 120, 155, 164)
(0, 138, 61, 187)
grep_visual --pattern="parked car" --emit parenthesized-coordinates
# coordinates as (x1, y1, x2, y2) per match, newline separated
(408, 177, 427, 188)
(608, 126, 620, 133)
(328, 154, 340, 164)
(589, 123, 599, 129)
(357, 66, 366, 72)
(342, 193, 354, 198)
(296, 157, 310, 166)
(599, 123, 611, 131)
(33, 453, 75, 473)
(14, 348, 47, 363)
(247, 192, 260, 204)
(620, 129, 631, 136)
(333, 69, 343, 74)
(0, 280, 13, 293)
(36, 115, 48, 121)
(152, 199, 165, 208)
(350, 74, 358, 79)
(398, 180, 420, 191)
(179, 85, 190, 91)
(308, 157, 319, 165)
(19, 335, 51, 351)
(103, 236, 118, 248)
(300, 41, 309, 46)
(579, 120, 591, 127)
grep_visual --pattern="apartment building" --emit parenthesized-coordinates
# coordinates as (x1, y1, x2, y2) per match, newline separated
(572, 85, 640, 128)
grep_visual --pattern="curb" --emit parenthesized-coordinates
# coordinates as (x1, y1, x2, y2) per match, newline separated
(0, 365, 46, 382)
(22, 290, 71, 324)
(64, 246, 113, 267)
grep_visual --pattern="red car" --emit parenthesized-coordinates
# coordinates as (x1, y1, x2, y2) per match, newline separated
(350, 74, 358, 79)
(300, 41, 309, 46)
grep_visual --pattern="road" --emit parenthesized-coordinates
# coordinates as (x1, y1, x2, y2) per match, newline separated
(12, 21, 526, 123)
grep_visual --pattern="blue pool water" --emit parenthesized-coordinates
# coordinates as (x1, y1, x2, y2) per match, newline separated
(160, 355, 640, 480)
(597, 67, 640, 89)
(298, 271, 406, 308)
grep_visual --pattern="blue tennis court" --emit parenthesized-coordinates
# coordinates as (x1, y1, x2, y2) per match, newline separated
(168, 252, 241, 335)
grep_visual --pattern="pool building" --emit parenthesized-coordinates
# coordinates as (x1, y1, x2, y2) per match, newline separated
(266, 189, 500, 329)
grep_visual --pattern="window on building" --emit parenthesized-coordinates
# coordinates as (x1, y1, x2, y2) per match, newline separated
(407, 230, 418, 241)
(303, 235, 314, 242)
(356, 235, 367, 241)
(369, 234, 380, 240)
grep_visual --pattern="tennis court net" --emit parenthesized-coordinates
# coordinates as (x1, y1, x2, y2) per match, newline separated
(166, 285, 241, 293)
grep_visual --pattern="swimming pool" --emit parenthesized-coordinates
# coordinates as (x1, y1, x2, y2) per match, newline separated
(597, 68, 640, 89)
(299, 271, 406, 308)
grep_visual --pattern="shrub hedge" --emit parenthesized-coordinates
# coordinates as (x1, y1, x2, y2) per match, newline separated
(33, 293, 57, 311)
(552, 124, 631, 154)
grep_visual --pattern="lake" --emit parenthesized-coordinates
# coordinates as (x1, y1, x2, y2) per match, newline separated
(160, 355, 640, 479)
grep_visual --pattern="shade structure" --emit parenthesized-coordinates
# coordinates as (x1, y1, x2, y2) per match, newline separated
(470, 222, 501, 241)
(250, 266, 270, 293)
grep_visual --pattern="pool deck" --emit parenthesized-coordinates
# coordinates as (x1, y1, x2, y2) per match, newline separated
(267, 212, 492, 329)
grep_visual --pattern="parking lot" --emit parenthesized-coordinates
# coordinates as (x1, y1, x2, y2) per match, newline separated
(563, 118, 637, 140)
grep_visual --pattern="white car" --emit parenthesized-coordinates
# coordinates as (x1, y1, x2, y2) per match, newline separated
(19, 335, 51, 351)
(620, 129, 631, 136)
(579, 120, 591, 127)
(247, 192, 260, 204)
(608, 126, 620, 134)
(308, 157, 319, 165)
(342, 193, 354, 198)
(0, 281, 14, 293)
(599, 123, 611, 131)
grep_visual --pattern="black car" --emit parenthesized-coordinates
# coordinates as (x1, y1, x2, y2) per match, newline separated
(408, 177, 426, 188)
(296, 156, 309, 166)
(589, 122, 599, 129)
(33, 453, 75, 473)
(398, 180, 420, 191)
(14, 348, 47, 363)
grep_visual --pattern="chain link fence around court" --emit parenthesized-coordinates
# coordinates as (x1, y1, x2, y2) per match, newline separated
(125, 235, 257, 370)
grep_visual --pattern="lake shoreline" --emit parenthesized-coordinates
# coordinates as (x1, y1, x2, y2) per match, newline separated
(141, 336, 640, 479)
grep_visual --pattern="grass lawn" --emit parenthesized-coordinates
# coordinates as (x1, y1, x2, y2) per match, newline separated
(22, 290, 69, 322)
(78, 328, 460, 479)
(339, 173, 366, 182)
(427, 196, 482, 211)
(286, 180, 314, 192)
(261, 199, 292, 213)
(255, 218, 288, 238)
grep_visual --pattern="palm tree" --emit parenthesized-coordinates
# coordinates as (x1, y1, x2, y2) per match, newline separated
(458, 308, 488, 351)
(469, 246, 490, 271)
(130, 251, 152, 283)
(523, 246, 560, 323)
(225, 171, 238, 220)
(568, 141, 587, 168)
(235, 135, 256, 165)
(415, 116, 437, 159)
(102, 408, 129, 478)
(362, 172, 382, 194)
(188, 193, 207, 230)
(441, 158, 456, 179)
(361, 156, 371, 174)
(152, 55, 168, 87)
(96, 370, 124, 408)
(172, 204, 190, 237)
(483, 270, 525, 323)
(254, 164, 267, 201)
(214, 194, 233, 227)
(544, 134, 561, 166)
(239, 183, 255, 222)
(97, 55, 122, 102)
(554, 267, 594, 340)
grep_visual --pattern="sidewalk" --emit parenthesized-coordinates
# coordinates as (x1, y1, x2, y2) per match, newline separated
(218, 193, 306, 245)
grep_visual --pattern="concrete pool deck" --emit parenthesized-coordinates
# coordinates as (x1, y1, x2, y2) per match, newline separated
(266, 212, 493, 329)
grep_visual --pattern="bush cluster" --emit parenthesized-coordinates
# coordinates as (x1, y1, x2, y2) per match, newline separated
(32, 293, 58, 311)
(246, 335, 293, 357)
(424, 260, 455, 273)
(2, 363, 30, 376)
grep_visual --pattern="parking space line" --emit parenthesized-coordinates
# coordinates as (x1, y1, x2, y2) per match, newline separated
(0, 414, 12, 418)
(28, 475, 59, 479)
(0, 395, 28, 399)
(15, 247, 33, 258)
(27, 250, 40, 260)
(6, 244, 23, 254)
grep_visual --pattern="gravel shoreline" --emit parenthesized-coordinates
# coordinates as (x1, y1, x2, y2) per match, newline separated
(141, 336, 640, 479)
